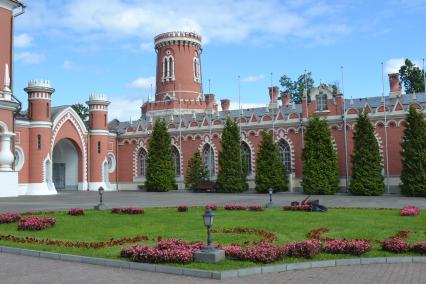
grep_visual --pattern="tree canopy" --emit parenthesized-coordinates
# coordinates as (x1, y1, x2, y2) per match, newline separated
(399, 59, 425, 94)
(71, 103, 89, 122)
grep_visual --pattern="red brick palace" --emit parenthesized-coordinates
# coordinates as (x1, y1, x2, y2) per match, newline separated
(0, 0, 424, 196)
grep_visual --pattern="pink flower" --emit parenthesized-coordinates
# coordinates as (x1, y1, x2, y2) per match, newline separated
(0, 212, 21, 224)
(177, 205, 188, 212)
(283, 240, 321, 259)
(400, 206, 421, 216)
(17, 216, 56, 231)
(382, 237, 410, 253)
(68, 208, 84, 216)
(248, 205, 264, 211)
(111, 208, 144, 214)
(224, 204, 247, 210)
(205, 204, 218, 210)
(323, 240, 371, 256)
(412, 242, 426, 254)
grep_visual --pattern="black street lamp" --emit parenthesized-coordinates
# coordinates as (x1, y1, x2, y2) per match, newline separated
(94, 186, 106, 210)
(202, 207, 215, 251)
(269, 187, 273, 204)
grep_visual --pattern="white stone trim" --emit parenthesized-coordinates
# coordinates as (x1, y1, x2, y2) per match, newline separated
(107, 153, 116, 173)
(275, 133, 296, 173)
(14, 146, 24, 171)
(197, 139, 218, 177)
(15, 120, 52, 128)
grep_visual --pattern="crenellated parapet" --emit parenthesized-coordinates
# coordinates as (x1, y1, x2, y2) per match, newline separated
(154, 31, 202, 50)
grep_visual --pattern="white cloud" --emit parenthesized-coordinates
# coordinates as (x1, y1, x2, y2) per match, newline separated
(140, 42, 153, 52)
(384, 58, 422, 74)
(15, 52, 44, 64)
(127, 76, 155, 89)
(63, 60, 73, 70)
(241, 75, 265, 83)
(14, 34, 33, 48)
(18, 0, 351, 45)
(109, 97, 143, 121)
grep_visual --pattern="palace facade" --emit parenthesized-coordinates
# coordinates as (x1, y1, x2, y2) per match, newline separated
(0, 0, 425, 197)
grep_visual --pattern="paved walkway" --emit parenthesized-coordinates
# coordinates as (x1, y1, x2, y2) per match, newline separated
(1, 253, 426, 284)
(0, 191, 425, 213)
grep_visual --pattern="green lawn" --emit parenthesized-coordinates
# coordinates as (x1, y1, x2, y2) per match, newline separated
(0, 207, 425, 271)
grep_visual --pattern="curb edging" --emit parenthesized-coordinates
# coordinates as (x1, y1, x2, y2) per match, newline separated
(0, 246, 425, 280)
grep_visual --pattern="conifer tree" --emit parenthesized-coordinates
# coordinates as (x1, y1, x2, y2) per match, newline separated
(400, 106, 426, 196)
(255, 130, 288, 193)
(185, 152, 208, 190)
(145, 119, 176, 191)
(217, 117, 247, 193)
(302, 115, 339, 194)
(350, 111, 384, 195)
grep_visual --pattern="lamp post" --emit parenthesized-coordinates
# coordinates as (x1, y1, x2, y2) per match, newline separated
(94, 186, 106, 210)
(193, 207, 225, 263)
(203, 208, 215, 251)
(266, 188, 274, 208)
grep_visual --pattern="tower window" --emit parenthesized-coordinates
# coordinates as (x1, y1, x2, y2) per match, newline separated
(162, 55, 175, 82)
(46, 103, 50, 118)
(97, 141, 101, 154)
(37, 134, 41, 150)
(317, 93, 328, 111)
(104, 114, 107, 127)
(193, 57, 200, 82)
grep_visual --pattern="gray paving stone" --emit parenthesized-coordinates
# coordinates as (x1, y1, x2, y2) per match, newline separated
(103, 259, 131, 269)
(212, 269, 238, 280)
(155, 265, 183, 275)
(287, 262, 312, 271)
(336, 258, 361, 266)
(129, 261, 156, 272)
(413, 257, 426, 263)
(237, 267, 262, 277)
(361, 257, 387, 264)
(79, 256, 106, 266)
(19, 249, 40, 257)
(59, 254, 82, 262)
(386, 256, 412, 263)
(261, 264, 287, 273)
(39, 251, 60, 259)
(1, 246, 22, 255)
(182, 268, 213, 278)
(311, 260, 336, 268)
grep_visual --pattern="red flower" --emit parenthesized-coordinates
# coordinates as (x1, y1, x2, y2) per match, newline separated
(68, 208, 84, 216)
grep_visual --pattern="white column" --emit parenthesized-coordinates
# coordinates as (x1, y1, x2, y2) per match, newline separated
(0, 131, 15, 171)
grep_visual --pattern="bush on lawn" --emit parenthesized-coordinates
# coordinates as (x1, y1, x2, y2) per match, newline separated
(0, 212, 21, 224)
(283, 205, 311, 211)
(412, 242, 426, 254)
(121, 239, 204, 264)
(177, 205, 188, 212)
(248, 205, 264, 211)
(68, 208, 84, 216)
(205, 204, 218, 210)
(223, 243, 284, 263)
(224, 204, 247, 210)
(111, 208, 145, 214)
(382, 237, 410, 253)
(323, 240, 372, 256)
(17, 216, 56, 231)
(283, 240, 321, 259)
(400, 206, 421, 216)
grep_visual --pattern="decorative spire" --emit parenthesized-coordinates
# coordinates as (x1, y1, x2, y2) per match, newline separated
(3, 64, 11, 93)
(350, 96, 354, 106)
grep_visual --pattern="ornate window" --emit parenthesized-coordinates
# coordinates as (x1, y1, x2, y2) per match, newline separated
(138, 149, 147, 177)
(162, 55, 175, 82)
(172, 146, 181, 177)
(37, 134, 42, 150)
(14, 147, 24, 171)
(193, 57, 201, 82)
(279, 140, 291, 174)
(203, 144, 215, 178)
(240, 142, 252, 176)
(317, 93, 328, 111)
(107, 153, 116, 173)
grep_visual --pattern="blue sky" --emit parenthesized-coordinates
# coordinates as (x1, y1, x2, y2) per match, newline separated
(11, 0, 426, 120)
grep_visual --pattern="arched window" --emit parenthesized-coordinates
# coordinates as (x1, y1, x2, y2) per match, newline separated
(138, 149, 147, 177)
(162, 56, 175, 81)
(279, 140, 291, 174)
(172, 146, 181, 177)
(169, 57, 174, 77)
(193, 57, 200, 82)
(203, 144, 215, 178)
(240, 142, 252, 176)
(317, 93, 328, 111)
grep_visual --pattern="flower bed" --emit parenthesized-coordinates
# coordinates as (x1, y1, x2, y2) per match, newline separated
(283, 240, 321, 259)
(224, 204, 247, 211)
(0, 234, 149, 248)
(68, 208, 84, 216)
(400, 206, 421, 216)
(111, 208, 145, 214)
(248, 205, 264, 211)
(224, 243, 283, 263)
(323, 240, 372, 256)
(283, 205, 311, 211)
(0, 212, 21, 224)
(177, 205, 188, 212)
(412, 242, 426, 254)
(17, 216, 56, 231)
(121, 239, 203, 264)
(205, 204, 218, 211)
(382, 237, 410, 253)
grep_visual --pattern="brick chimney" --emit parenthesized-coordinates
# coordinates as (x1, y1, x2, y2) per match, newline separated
(281, 92, 291, 107)
(388, 73, 402, 98)
(220, 99, 230, 111)
(268, 86, 279, 108)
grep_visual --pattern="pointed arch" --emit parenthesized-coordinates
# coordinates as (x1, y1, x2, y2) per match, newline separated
(240, 137, 255, 176)
(198, 140, 218, 178)
(132, 141, 148, 177)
